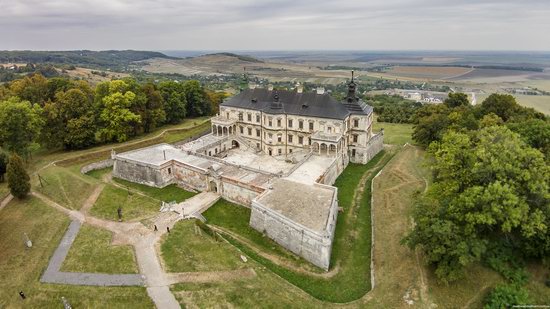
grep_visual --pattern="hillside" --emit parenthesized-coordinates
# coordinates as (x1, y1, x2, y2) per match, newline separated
(0, 50, 173, 70)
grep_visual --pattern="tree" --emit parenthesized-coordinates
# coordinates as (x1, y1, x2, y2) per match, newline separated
(0, 97, 43, 156)
(444, 92, 470, 108)
(404, 127, 549, 282)
(159, 81, 187, 124)
(480, 94, 520, 122)
(507, 118, 550, 161)
(0, 152, 7, 182)
(6, 153, 31, 199)
(140, 83, 165, 133)
(484, 284, 530, 309)
(96, 90, 141, 143)
(412, 104, 450, 147)
(9, 73, 49, 106)
(183, 80, 209, 117)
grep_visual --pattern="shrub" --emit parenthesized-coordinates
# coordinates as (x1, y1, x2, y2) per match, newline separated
(484, 284, 530, 309)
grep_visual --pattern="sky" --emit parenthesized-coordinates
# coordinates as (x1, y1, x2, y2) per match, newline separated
(1, 0, 550, 51)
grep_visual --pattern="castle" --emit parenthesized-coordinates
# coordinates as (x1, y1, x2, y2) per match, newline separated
(112, 74, 383, 270)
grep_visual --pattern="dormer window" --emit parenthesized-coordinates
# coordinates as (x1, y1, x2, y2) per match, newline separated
(354, 119, 359, 127)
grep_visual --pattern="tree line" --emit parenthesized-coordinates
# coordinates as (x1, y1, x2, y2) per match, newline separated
(0, 73, 225, 157)
(404, 92, 549, 307)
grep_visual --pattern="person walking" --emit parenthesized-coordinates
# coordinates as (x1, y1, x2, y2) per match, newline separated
(19, 291, 26, 299)
(154, 225, 158, 232)
(166, 226, 170, 233)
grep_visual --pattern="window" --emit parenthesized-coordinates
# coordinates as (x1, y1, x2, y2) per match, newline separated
(309, 122, 314, 131)
(277, 135, 282, 142)
(354, 119, 359, 127)
(239, 126, 244, 134)
(268, 133, 273, 139)
(288, 119, 293, 128)
(289, 149, 293, 153)
(328, 126, 332, 133)
(288, 135, 293, 143)
(256, 129, 260, 137)
(248, 127, 252, 135)
(277, 119, 281, 127)
(247, 113, 252, 121)
(256, 114, 260, 123)
(226, 112, 229, 119)
(269, 119, 273, 127)
(352, 149, 356, 157)
(238, 112, 243, 121)
(353, 134, 358, 143)
(168, 168, 172, 174)
(256, 143, 260, 148)
(299, 120, 304, 129)
(278, 149, 282, 155)
(298, 136, 304, 144)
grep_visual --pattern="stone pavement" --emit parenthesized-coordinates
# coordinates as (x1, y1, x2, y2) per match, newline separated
(179, 191, 220, 217)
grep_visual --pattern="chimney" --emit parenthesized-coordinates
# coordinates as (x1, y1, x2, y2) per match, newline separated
(316, 87, 325, 95)
(267, 84, 274, 91)
(296, 83, 303, 94)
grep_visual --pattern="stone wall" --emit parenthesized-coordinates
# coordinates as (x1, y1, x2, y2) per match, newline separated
(363, 130, 384, 164)
(316, 154, 348, 185)
(113, 159, 172, 188)
(249, 185, 338, 270)
(221, 177, 263, 207)
(80, 159, 114, 174)
(173, 161, 208, 191)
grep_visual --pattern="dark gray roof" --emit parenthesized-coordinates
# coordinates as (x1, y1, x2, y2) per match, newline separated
(222, 89, 372, 120)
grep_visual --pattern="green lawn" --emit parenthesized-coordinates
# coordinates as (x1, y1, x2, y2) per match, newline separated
(113, 178, 196, 203)
(171, 269, 325, 308)
(90, 184, 160, 222)
(61, 225, 138, 274)
(203, 199, 322, 273)
(161, 220, 245, 272)
(0, 197, 153, 308)
(34, 165, 98, 210)
(203, 151, 394, 303)
(373, 120, 414, 146)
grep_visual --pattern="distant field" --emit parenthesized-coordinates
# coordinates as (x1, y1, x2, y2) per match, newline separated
(383, 66, 472, 80)
(476, 93, 550, 115)
(449, 68, 550, 83)
(373, 119, 414, 146)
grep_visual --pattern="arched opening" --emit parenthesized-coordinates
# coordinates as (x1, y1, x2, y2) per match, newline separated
(217, 126, 222, 136)
(229, 126, 233, 134)
(312, 142, 320, 152)
(232, 140, 240, 148)
(329, 144, 337, 155)
(212, 125, 217, 135)
(223, 127, 228, 136)
(210, 181, 218, 193)
(320, 143, 328, 154)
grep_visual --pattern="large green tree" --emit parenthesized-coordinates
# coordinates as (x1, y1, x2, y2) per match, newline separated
(183, 80, 209, 117)
(0, 97, 43, 156)
(412, 104, 450, 147)
(159, 81, 187, 124)
(6, 153, 31, 199)
(405, 126, 549, 282)
(444, 92, 470, 108)
(96, 85, 141, 143)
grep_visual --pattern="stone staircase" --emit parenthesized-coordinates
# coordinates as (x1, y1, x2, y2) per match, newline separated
(177, 192, 221, 219)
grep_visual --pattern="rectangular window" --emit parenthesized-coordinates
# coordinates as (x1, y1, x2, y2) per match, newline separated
(247, 113, 252, 121)
(269, 120, 273, 127)
(354, 119, 359, 127)
(248, 128, 252, 135)
(309, 122, 314, 131)
(278, 149, 282, 155)
(277, 135, 282, 142)
(240, 126, 244, 134)
(289, 149, 293, 153)
(288, 119, 293, 128)
(299, 121, 303, 129)
(288, 135, 293, 143)
(353, 134, 358, 143)
(256, 114, 260, 123)
(238, 113, 243, 121)
(256, 129, 260, 137)
(268, 133, 273, 139)
(277, 119, 281, 127)
(168, 168, 172, 174)
(298, 136, 304, 144)
(226, 112, 230, 119)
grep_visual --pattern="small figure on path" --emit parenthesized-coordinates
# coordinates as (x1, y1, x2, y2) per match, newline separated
(167, 226, 170, 233)
(154, 225, 158, 232)
(117, 207, 122, 222)
(19, 291, 26, 299)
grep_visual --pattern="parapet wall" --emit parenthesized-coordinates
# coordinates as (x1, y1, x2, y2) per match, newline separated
(80, 159, 114, 174)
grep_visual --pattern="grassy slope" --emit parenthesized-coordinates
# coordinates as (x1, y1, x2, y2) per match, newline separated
(61, 225, 138, 274)
(161, 220, 245, 272)
(204, 151, 393, 303)
(0, 197, 152, 308)
(34, 165, 97, 210)
(90, 184, 159, 222)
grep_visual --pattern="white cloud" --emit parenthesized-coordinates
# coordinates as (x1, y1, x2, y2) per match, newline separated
(0, 0, 549, 50)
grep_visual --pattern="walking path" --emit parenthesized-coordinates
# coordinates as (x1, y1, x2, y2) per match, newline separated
(32, 182, 248, 309)
(179, 191, 220, 216)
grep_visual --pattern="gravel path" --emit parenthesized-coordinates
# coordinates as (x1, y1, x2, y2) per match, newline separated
(41, 220, 144, 286)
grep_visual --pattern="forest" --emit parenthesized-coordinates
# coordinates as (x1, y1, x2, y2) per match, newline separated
(405, 92, 550, 307)
(0, 73, 225, 157)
